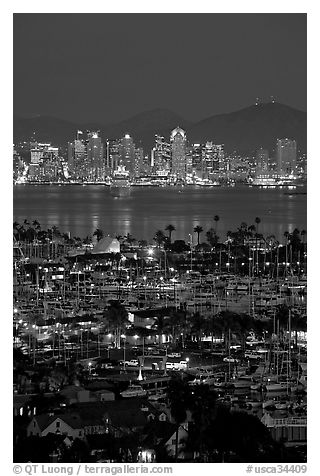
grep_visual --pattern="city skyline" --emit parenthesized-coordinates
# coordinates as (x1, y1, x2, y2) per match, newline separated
(14, 13, 306, 124)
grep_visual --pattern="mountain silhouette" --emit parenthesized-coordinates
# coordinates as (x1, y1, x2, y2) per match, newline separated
(13, 102, 306, 154)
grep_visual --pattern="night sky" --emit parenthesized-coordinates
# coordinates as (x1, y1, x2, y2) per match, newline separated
(13, 13, 306, 124)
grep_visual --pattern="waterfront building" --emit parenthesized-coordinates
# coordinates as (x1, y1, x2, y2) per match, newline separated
(86, 131, 105, 181)
(153, 135, 171, 174)
(170, 127, 186, 179)
(133, 147, 144, 178)
(255, 148, 269, 177)
(68, 132, 87, 181)
(191, 143, 203, 175)
(185, 146, 193, 175)
(276, 138, 297, 176)
(13, 150, 26, 181)
(28, 142, 60, 181)
(201, 142, 224, 176)
(141, 154, 151, 176)
(296, 152, 307, 178)
(120, 134, 135, 174)
(106, 139, 121, 173)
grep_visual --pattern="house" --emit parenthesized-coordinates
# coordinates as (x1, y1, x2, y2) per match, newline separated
(141, 420, 190, 461)
(60, 385, 97, 405)
(101, 399, 163, 437)
(72, 402, 110, 436)
(27, 413, 84, 440)
(93, 390, 115, 402)
(13, 394, 36, 417)
(164, 424, 189, 459)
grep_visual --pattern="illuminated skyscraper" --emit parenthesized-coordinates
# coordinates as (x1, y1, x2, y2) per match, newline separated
(153, 135, 171, 172)
(68, 132, 87, 180)
(86, 131, 105, 180)
(255, 148, 269, 176)
(170, 127, 186, 179)
(276, 138, 297, 176)
(120, 134, 135, 175)
(191, 144, 203, 173)
(106, 139, 121, 172)
(133, 147, 144, 177)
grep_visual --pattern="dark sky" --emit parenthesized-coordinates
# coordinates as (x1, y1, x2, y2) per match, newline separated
(13, 13, 307, 124)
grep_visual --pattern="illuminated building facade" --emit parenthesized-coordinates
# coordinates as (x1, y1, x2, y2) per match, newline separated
(28, 142, 60, 181)
(106, 139, 121, 173)
(191, 144, 203, 173)
(120, 134, 135, 175)
(255, 148, 269, 176)
(170, 127, 186, 179)
(153, 135, 171, 173)
(276, 138, 297, 176)
(86, 131, 105, 180)
(133, 147, 144, 177)
(68, 132, 87, 180)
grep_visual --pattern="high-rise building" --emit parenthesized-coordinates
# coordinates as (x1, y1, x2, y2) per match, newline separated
(214, 144, 224, 172)
(86, 131, 105, 181)
(255, 148, 269, 176)
(185, 146, 193, 175)
(170, 127, 186, 179)
(153, 135, 171, 173)
(191, 143, 203, 174)
(68, 131, 87, 180)
(133, 147, 144, 178)
(141, 154, 151, 176)
(28, 142, 60, 181)
(201, 142, 224, 176)
(276, 138, 297, 176)
(120, 134, 135, 175)
(106, 139, 121, 172)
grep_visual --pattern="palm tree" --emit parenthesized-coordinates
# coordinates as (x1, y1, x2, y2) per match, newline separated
(193, 225, 203, 245)
(213, 215, 220, 232)
(248, 224, 256, 236)
(165, 224, 176, 243)
(124, 233, 136, 246)
(254, 217, 261, 274)
(190, 312, 207, 349)
(32, 219, 41, 231)
(153, 229, 166, 248)
(284, 231, 290, 275)
(151, 315, 171, 346)
(206, 228, 219, 249)
(300, 229, 307, 268)
(13, 221, 21, 241)
(102, 300, 129, 348)
(168, 308, 189, 348)
(93, 228, 104, 242)
(254, 216, 261, 233)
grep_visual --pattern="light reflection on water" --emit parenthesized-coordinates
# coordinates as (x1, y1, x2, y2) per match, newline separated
(13, 185, 307, 243)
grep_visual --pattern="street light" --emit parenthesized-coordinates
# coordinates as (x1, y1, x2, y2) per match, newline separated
(121, 334, 126, 371)
(143, 275, 147, 302)
(188, 234, 193, 271)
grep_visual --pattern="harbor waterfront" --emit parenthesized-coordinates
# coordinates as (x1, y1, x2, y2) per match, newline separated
(13, 215, 307, 462)
(13, 11, 307, 465)
(13, 184, 307, 242)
